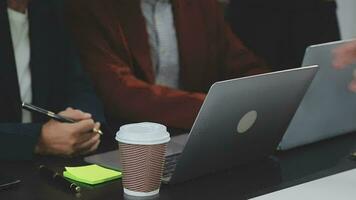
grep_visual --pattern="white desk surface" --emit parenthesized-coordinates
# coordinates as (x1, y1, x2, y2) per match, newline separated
(250, 168, 356, 200)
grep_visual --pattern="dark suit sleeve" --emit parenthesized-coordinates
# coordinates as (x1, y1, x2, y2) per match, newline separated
(54, 0, 106, 123)
(0, 123, 42, 160)
(63, 43, 106, 123)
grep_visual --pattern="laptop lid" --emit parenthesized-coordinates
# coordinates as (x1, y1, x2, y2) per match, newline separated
(169, 66, 318, 184)
(279, 40, 356, 150)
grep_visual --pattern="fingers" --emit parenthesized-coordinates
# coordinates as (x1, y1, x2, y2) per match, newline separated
(333, 42, 356, 69)
(70, 121, 101, 155)
(73, 122, 101, 144)
(77, 140, 100, 156)
(38, 117, 102, 157)
(70, 119, 96, 135)
(333, 48, 347, 69)
(57, 108, 99, 136)
(93, 122, 102, 135)
(88, 139, 101, 154)
(333, 43, 356, 93)
(348, 80, 356, 92)
(58, 108, 92, 121)
(74, 134, 101, 156)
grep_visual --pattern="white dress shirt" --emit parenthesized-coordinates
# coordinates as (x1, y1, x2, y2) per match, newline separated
(7, 8, 32, 123)
(141, 0, 180, 89)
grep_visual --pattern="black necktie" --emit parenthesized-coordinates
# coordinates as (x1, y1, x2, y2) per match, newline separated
(0, 1, 22, 122)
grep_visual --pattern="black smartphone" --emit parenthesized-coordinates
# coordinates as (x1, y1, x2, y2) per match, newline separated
(0, 175, 21, 190)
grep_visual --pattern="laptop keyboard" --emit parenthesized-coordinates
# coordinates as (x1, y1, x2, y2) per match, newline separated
(163, 153, 181, 179)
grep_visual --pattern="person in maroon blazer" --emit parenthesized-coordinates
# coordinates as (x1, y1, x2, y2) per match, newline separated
(66, 0, 269, 130)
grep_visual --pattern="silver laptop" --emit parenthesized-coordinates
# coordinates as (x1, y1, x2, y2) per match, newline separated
(85, 66, 318, 184)
(279, 40, 356, 150)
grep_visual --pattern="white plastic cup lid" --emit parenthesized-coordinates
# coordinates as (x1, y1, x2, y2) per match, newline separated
(116, 122, 170, 145)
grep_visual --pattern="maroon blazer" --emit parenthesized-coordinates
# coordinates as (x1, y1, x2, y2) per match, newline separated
(67, 0, 268, 129)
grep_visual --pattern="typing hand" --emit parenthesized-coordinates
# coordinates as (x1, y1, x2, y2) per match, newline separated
(333, 41, 356, 92)
(35, 108, 101, 157)
(333, 41, 356, 69)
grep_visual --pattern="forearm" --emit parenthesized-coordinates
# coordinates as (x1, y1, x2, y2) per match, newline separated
(98, 74, 206, 129)
(81, 56, 205, 129)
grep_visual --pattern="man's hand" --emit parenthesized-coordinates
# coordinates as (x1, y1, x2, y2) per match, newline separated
(333, 41, 356, 92)
(333, 41, 356, 69)
(35, 108, 101, 157)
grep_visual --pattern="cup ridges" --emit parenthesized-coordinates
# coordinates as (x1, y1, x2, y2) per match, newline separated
(119, 143, 167, 193)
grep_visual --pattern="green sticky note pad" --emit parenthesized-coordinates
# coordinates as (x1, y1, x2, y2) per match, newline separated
(63, 165, 122, 185)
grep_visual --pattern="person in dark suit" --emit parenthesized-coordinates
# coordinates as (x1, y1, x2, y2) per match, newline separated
(67, 0, 269, 131)
(228, 0, 340, 71)
(0, 0, 105, 160)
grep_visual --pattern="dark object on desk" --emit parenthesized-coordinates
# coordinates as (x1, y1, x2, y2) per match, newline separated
(39, 165, 81, 193)
(0, 175, 21, 190)
(22, 102, 103, 135)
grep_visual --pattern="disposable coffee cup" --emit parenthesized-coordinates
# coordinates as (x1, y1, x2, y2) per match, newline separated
(116, 122, 170, 197)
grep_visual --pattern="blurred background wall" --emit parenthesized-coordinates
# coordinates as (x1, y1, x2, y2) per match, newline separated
(336, 0, 356, 39)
